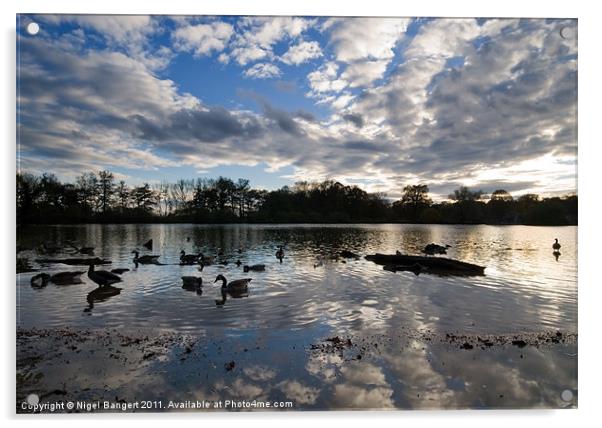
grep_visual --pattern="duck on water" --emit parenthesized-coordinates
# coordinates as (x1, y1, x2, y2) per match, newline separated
(182, 276, 203, 294)
(180, 250, 201, 265)
(30, 271, 85, 287)
(214, 275, 252, 306)
(132, 250, 160, 264)
(88, 264, 122, 287)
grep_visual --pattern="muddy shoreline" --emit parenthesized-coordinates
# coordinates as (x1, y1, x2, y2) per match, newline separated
(17, 327, 577, 413)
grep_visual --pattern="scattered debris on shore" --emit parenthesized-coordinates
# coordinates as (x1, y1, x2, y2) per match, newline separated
(308, 330, 577, 360)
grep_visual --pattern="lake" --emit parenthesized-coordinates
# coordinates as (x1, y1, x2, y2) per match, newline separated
(16, 224, 578, 410)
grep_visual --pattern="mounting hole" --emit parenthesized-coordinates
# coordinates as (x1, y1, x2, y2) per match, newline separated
(26, 22, 39, 36)
(26, 393, 39, 405)
(559, 26, 574, 40)
(561, 389, 574, 402)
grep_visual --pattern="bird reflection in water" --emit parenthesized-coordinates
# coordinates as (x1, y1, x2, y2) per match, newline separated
(553, 250, 561, 261)
(214, 289, 249, 306)
(84, 285, 122, 312)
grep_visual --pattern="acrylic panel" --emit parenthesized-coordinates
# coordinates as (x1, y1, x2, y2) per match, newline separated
(16, 15, 577, 413)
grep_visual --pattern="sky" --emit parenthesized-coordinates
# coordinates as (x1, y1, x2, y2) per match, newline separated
(16, 15, 577, 200)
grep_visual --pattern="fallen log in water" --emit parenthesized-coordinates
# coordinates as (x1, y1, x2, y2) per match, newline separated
(365, 253, 485, 276)
(35, 257, 112, 266)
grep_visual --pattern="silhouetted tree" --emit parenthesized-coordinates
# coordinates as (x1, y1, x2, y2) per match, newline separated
(15, 172, 578, 226)
(449, 186, 483, 202)
(116, 180, 130, 212)
(131, 183, 157, 213)
(491, 189, 513, 202)
(98, 170, 115, 214)
(393, 184, 432, 222)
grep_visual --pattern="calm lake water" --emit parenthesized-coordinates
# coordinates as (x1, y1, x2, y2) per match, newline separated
(16, 224, 578, 410)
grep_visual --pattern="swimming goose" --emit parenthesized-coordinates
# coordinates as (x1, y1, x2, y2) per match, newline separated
(132, 250, 160, 264)
(30, 273, 50, 288)
(181, 276, 203, 293)
(275, 246, 285, 260)
(50, 271, 85, 285)
(214, 274, 252, 293)
(340, 250, 360, 259)
(243, 264, 265, 272)
(180, 250, 201, 265)
(552, 239, 561, 250)
(423, 243, 450, 255)
(88, 264, 122, 287)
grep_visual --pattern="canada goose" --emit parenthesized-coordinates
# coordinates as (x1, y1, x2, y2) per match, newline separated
(423, 243, 449, 255)
(215, 289, 227, 306)
(30, 273, 50, 288)
(214, 285, 248, 306)
(143, 239, 153, 250)
(181, 276, 203, 293)
(553, 239, 561, 250)
(214, 274, 252, 293)
(110, 268, 130, 275)
(88, 264, 122, 287)
(243, 264, 265, 272)
(132, 250, 160, 264)
(276, 246, 284, 260)
(50, 271, 85, 285)
(180, 250, 201, 265)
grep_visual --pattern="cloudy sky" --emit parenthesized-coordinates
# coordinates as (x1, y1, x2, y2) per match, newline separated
(16, 15, 577, 199)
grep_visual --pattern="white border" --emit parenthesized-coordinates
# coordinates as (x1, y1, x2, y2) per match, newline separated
(2, 1, 599, 427)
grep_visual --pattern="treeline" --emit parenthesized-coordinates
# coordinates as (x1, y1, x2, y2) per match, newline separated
(16, 171, 577, 225)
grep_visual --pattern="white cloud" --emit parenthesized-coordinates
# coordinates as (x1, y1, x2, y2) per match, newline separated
(54, 15, 156, 45)
(18, 17, 578, 199)
(244, 63, 281, 79)
(229, 17, 313, 66)
(280, 40, 322, 65)
(307, 62, 348, 93)
(328, 17, 410, 62)
(230, 45, 270, 65)
(341, 60, 389, 87)
(39, 15, 170, 71)
(405, 18, 482, 59)
(172, 22, 233, 57)
(322, 18, 409, 88)
(331, 93, 355, 110)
